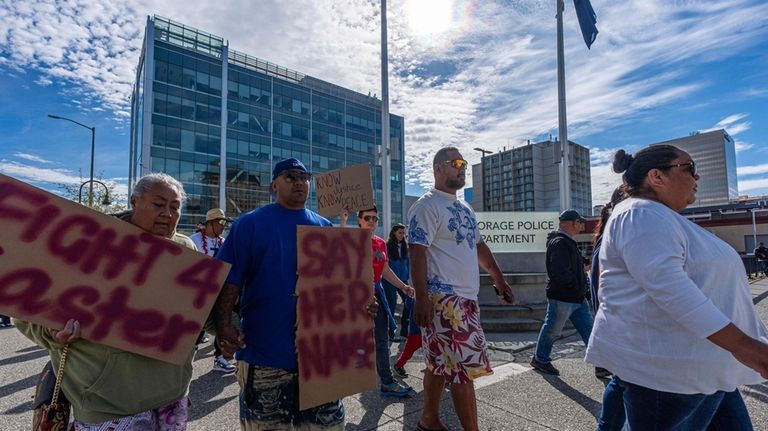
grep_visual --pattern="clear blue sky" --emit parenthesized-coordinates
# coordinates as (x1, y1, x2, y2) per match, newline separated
(1, 0, 767, 205)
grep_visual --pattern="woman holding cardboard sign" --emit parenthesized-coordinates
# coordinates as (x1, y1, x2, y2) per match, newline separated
(16, 173, 199, 430)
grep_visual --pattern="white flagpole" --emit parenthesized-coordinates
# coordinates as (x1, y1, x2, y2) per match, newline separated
(381, 0, 392, 230)
(556, 0, 571, 211)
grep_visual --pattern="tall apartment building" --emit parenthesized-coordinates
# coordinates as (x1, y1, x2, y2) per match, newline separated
(129, 16, 405, 231)
(471, 140, 592, 215)
(653, 129, 738, 207)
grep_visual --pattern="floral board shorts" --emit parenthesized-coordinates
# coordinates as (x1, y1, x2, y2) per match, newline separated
(72, 397, 189, 431)
(237, 362, 345, 431)
(422, 293, 493, 384)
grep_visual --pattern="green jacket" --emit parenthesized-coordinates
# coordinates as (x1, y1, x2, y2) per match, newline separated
(16, 226, 198, 424)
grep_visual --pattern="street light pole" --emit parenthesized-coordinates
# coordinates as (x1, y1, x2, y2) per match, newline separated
(48, 114, 96, 207)
(78, 179, 111, 206)
(473, 147, 493, 211)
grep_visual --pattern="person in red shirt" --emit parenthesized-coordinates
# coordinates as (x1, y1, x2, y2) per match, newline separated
(343, 205, 415, 397)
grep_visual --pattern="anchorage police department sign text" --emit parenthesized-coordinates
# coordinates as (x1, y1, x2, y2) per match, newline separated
(476, 212, 559, 253)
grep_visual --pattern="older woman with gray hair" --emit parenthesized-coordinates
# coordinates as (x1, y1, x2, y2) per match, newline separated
(16, 173, 198, 430)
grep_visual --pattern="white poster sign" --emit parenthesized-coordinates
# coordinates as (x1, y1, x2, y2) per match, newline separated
(476, 212, 559, 253)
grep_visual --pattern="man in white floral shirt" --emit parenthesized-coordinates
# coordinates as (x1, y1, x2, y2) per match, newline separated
(408, 146, 515, 431)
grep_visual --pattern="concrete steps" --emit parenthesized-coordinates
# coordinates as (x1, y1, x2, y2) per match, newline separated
(481, 317, 545, 332)
(479, 304, 547, 333)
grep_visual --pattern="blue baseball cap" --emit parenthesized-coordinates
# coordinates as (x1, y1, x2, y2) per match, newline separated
(272, 158, 309, 180)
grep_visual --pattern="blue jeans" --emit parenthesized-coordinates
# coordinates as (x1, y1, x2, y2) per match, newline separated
(617, 377, 753, 430)
(373, 292, 395, 385)
(759, 260, 768, 276)
(597, 376, 626, 431)
(382, 281, 412, 336)
(534, 299, 593, 363)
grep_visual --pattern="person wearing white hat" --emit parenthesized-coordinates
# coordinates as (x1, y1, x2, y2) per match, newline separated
(190, 208, 229, 257)
(190, 208, 236, 373)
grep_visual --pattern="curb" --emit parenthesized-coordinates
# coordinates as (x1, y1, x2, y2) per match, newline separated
(487, 329, 578, 354)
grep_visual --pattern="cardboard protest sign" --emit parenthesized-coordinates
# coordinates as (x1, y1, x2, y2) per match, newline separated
(314, 164, 374, 217)
(295, 226, 376, 410)
(476, 212, 559, 253)
(0, 174, 230, 365)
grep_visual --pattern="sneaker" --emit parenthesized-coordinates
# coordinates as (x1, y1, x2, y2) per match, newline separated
(393, 366, 408, 378)
(380, 382, 411, 397)
(530, 358, 560, 376)
(595, 367, 612, 379)
(213, 356, 236, 373)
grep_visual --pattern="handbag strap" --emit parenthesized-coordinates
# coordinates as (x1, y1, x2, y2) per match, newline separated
(50, 345, 69, 406)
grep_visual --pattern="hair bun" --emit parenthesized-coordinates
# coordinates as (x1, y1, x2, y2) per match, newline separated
(612, 150, 633, 173)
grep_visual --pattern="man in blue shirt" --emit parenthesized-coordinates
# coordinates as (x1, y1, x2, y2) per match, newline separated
(215, 158, 371, 430)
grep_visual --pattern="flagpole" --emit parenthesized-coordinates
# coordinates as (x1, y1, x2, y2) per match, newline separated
(556, 0, 571, 211)
(381, 0, 392, 231)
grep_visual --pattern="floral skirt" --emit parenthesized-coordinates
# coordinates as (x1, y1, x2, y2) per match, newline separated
(422, 293, 493, 384)
(73, 397, 189, 431)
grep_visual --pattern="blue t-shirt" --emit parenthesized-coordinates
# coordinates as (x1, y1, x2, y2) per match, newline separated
(216, 203, 331, 369)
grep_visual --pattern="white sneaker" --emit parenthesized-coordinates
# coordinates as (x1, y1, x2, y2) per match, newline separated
(213, 356, 236, 373)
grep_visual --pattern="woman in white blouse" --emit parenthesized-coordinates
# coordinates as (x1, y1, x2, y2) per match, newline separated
(585, 144, 768, 430)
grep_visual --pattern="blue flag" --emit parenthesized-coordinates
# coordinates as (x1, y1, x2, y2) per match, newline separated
(573, 0, 598, 49)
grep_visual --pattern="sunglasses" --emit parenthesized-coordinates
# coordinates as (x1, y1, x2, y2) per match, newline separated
(279, 171, 312, 183)
(361, 215, 379, 222)
(215, 219, 227, 226)
(659, 161, 697, 177)
(443, 159, 468, 170)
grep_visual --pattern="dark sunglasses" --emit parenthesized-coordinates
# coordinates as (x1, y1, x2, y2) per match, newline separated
(361, 215, 379, 222)
(280, 171, 312, 183)
(659, 161, 697, 177)
(443, 159, 468, 170)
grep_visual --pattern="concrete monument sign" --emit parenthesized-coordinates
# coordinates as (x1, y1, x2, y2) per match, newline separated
(476, 212, 559, 253)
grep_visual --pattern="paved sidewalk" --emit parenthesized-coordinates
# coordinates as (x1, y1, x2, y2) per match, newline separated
(2, 276, 767, 430)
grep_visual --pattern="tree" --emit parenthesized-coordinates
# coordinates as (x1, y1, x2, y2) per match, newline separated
(57, 176, 128, 214)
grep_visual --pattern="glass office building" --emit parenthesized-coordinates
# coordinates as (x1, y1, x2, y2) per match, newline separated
(471, 140, 592, 216)
(129, 16, 405, 232)
(653, 129, 738, 207)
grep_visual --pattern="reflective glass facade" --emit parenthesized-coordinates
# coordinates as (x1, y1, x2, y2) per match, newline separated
(472, 140, 592, 216)
(653, 129, 738, 207)
(130, 16, 405, 232)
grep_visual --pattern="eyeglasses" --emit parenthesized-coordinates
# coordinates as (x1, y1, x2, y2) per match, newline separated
(216, 219, 227, 226)
(279, 171, 312, 183)
(443, 159, 468, 170)
(659, 161, 697, 177)
(362, 215, 379, 222)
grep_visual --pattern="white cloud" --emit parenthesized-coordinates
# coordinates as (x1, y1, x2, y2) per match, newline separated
(738, 163, 768, 177)
(13, 152, 53, 163)
(0, 160, 128, 197)
(738, 178, 768, 192)
(734, 140, 754, 153)
(590, 163, 623, 207)
(702, 112, 751, 136)
(2, 0, 767, 195)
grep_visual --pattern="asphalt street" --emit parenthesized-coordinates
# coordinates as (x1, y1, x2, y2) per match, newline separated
(2, 277, 767, 430)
